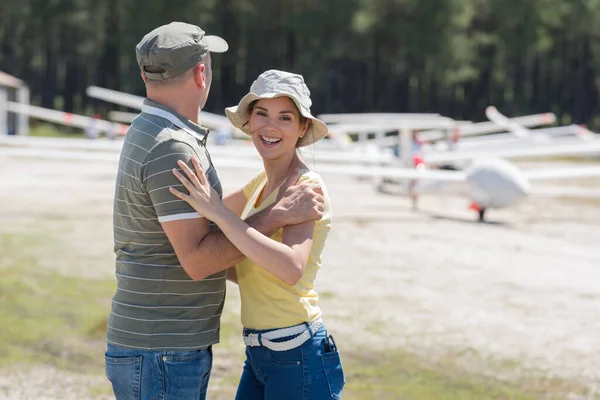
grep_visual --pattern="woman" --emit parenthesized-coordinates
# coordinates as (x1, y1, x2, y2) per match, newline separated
(170, 69, 345, 399)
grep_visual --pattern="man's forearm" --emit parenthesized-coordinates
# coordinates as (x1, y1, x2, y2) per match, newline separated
(190, 206, 285, 278)
(246, 205, 286, 237)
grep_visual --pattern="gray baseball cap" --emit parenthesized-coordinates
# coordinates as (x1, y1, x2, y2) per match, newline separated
(136, 21, 228, 81)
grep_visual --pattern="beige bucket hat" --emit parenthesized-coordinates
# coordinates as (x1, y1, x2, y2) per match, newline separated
(225, 69, 328, 147)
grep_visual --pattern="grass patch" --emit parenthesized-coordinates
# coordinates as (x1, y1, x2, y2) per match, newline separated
(28, 123, 86, 139)
(0, 233, 114, 371)
(208, 339, 584, 399)
(518, 156, 600, 164)
(553, 195, 600, 207)
(0, 233, 593, 399)
(365, 320, 387, 335)
(342, 349, 573, 400)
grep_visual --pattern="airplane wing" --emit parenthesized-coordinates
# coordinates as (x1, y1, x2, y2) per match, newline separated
(5, 102, 128, 137)
(418, 112, 556, 143)
(0, 142, 467, 183)
(485, 106, 537, 138)
(524, 165, 600, 180)
(313, 164, 466, 181)
(0, 134, 124, 151)
(317, 113, 442, 124)
(213, 156, 466, 181)
(86, 86, 144, 109)
(442, 125, 594, 151)
(328, 120, 457, 133)
(0, 147, 120, 162)
(86, 86, 245, 138)
(424, 140, 600, 164)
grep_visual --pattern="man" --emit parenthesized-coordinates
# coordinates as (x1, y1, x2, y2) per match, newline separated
(105, 22, 324, 400)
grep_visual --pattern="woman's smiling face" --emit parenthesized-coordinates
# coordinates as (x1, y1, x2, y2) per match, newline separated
(248, 97, 308, 161)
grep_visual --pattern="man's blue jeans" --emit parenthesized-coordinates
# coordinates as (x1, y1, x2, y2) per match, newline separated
(105, 343, 213, 400)
(235, 324, 345, 400)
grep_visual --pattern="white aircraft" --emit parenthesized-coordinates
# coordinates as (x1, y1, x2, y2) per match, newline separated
(4, 101, 128, 138)
(417, 107, 594, 158)
(428, 124, 594, 154)
(85, 86, 583, 172)
(317, 109, 600, 220)
(2, 135, 600, 222)
(86, 86, 246, 140)
(4, 92, 597, 223)
(323, 107, 597, 169)
(417, 110, 556, 144)
(316, 110, 564, 167)
(324, 110, 556, 146)
(394, 157, 600, 222)
(381, 112, 600, 220)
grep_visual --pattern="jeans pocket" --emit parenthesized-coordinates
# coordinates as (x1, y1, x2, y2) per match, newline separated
(265, 346, 303, 367)
(105, 355, 142, 400)
(163, 348, 213, 399)
(321, 351, 345, 400)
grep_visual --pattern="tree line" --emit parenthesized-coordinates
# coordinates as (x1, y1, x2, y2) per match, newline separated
(1, 0, 599, 128)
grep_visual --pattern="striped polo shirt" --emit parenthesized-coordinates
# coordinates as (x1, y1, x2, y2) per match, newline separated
(107, 99, 226, 351)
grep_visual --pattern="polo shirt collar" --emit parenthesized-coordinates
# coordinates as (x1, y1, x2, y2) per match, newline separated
(141, 99, 209, 143)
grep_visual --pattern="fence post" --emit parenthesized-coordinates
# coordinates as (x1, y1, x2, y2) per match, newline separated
(0, 87, 7, 136)
(16, 86, 30, 135)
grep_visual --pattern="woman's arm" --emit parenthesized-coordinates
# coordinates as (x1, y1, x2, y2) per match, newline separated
(170, 157, 315, 286)
(210, 207, 314, 285)
(222, 189, 246, 285)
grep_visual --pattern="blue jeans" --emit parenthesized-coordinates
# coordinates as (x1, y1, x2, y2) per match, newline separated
(235, 324, 345, 400)
(105, 343, 213, 400)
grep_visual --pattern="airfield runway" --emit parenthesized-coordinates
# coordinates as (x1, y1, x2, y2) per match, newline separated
(1, 149, 599, 398)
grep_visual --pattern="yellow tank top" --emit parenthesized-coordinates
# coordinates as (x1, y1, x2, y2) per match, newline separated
(236, 169, 331, 330)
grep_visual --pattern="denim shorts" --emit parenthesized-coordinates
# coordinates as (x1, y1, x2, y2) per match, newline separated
(105, 343, 213, 400)
(235, 324, 345, 400)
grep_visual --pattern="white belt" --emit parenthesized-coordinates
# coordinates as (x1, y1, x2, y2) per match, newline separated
(243, 318, 323, 352)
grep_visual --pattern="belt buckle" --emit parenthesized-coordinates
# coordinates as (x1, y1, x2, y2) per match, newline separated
(246, 333, 260, 346)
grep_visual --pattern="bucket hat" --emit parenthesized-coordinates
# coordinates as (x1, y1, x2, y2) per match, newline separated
(225, 70, 328, 147)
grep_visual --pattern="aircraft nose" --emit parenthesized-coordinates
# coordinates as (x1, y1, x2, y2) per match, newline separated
(465, 158, 530, 208)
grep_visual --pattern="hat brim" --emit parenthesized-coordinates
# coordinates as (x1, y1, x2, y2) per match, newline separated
(205, 35, 228, 53)
(225, 93, 328, 147)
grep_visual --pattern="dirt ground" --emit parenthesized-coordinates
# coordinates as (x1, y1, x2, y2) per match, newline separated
(1, 146, 600, 399)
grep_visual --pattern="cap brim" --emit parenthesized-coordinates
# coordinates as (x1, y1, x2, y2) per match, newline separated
(205, 35, 228, 53)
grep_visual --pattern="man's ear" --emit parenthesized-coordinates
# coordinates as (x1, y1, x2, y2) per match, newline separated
(194, 64, 207, 89)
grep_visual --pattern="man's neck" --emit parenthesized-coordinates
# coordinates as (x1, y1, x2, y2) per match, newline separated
(147, 91, 201, 123)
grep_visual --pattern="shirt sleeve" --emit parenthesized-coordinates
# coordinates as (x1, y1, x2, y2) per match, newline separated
(142, 139, 209, 223)
(296, 171, 318, 186)
(296, 170, 331, 219)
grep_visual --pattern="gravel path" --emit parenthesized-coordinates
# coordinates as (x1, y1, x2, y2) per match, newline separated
(1, 151, 599, 398)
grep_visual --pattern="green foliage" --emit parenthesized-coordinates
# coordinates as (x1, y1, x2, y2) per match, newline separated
(0, 232, 591, 397)
(338, 346, 590, 400)
(1, 0, 599, 128)
(0, 233, 114, 370)
(28, 123, 86, 138)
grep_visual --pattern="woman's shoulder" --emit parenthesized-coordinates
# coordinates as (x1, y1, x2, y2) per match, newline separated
(295, 168, 325, 187)
(295, 168, 330, 206)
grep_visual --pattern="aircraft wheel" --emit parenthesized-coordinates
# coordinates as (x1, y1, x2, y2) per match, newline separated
(478, 208, 486, 222)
